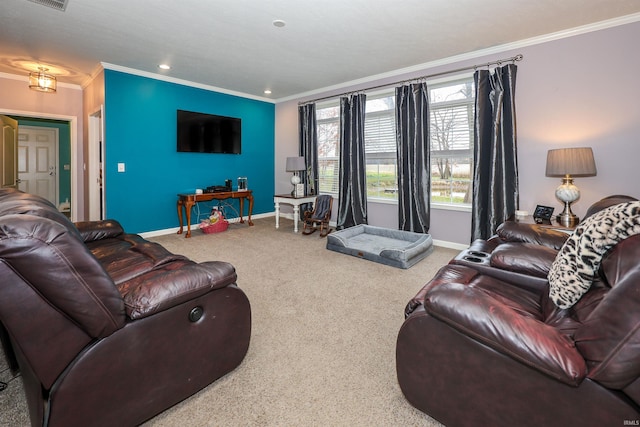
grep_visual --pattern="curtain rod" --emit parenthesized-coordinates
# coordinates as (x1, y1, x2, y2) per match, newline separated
(298, 54, 523, 106)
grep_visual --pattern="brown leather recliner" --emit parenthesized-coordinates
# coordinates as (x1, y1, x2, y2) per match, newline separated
(0, 188, 251, 426)
(397, 217, 640, 426)
(449, 195, 638, 291)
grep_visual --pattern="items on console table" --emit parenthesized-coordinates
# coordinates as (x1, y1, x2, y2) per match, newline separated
(273, 194, 316, 233)
(508, 213, 576, 233)
(177, 190, 254, 238)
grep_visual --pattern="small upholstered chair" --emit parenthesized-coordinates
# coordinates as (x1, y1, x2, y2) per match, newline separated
(302, 195, 333, 237)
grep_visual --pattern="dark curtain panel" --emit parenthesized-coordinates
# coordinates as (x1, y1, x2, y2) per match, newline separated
(395, 83, 431, 233)
(336, 94, 368, 229)
(472, 63, 519, 241)
(298, 103, 318, 196)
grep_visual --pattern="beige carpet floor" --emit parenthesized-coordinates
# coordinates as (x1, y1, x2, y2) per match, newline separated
(1, 217, 456, 426)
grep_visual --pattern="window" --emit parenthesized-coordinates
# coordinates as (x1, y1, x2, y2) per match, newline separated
(315, 76, 475, 208)
(316, 93, 398, 200)
(429, 78, 475, 206)
(316, 102, 340, 194)
(364, 93, 397, 199)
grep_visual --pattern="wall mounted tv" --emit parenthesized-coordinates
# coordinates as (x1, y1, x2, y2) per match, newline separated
(177, 110, 241, 154)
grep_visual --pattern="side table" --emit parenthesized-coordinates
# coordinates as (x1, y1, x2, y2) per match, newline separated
(508, 214, 576, 233)
(273, 194, 317, 233)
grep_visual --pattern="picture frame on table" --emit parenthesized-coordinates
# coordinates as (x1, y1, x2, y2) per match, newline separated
(533, 205, 554, 223)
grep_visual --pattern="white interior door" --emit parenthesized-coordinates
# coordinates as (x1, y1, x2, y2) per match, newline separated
(17, 126, 59, 205)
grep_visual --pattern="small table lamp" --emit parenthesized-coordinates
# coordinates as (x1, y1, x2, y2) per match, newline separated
(286, 156, 306, 196)
(545, 147, 597, 227)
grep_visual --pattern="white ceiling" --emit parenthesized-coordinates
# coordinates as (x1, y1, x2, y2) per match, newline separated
(2, 0, 640, 101)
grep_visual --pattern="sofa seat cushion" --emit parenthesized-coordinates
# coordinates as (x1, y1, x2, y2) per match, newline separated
(84, 232, 238, 319)
(423, 265, 587, 386)
(86, 234, 188, 285)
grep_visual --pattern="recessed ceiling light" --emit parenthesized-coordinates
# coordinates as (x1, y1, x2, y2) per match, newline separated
(264, 90, 272, 95)
(272, 19, 286, 28)
(158, 64, 171, 70)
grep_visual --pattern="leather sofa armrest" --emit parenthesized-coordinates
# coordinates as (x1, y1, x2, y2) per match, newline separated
(424, 282, 586, 386)
(404, 265, 478, 318)
(496, 221, 569, 250)
(74, 219, 125, 242)
(490, 243, 558, 278)
(119, 260, 238, 320)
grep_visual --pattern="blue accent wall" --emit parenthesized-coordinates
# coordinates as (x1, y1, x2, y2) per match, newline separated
(104, 70, 275, 233)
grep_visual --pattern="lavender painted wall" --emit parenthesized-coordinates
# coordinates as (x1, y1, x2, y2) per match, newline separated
(275, 20, 640, 246)
(516, 22, 640, 221)
(0, 74, 85, 218)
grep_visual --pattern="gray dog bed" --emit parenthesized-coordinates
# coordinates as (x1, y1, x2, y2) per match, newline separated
(326, 224, 433, 269)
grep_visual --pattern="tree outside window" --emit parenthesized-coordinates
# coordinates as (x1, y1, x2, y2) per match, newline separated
(315, 76, 474, 208)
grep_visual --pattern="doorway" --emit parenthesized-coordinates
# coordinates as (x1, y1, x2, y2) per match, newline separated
(0, 110, 78, 220)
(88, 107, 105, 220)
(17, 126, 60, 207)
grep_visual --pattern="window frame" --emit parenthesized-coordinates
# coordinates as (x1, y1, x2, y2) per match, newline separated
(315, 100, 341, 196)
(313, 73, 475, 212)
(363, 90, 398, 202)
(428, 74, 475, 212)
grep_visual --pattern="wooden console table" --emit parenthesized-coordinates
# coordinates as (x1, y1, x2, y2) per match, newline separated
(177, 190, 254, 238)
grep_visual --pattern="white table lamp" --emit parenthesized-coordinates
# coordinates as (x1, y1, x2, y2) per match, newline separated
(545, 147, 597, 227)
(286, 156, 305, 196)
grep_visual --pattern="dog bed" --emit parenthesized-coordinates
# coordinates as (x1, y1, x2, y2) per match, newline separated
(326, 224, 433, 269)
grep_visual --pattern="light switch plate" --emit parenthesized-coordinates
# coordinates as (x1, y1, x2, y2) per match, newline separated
(117, 163, 125, 172)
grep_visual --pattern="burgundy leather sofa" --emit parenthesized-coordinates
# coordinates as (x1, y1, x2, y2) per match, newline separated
(397, 199, 640, 426)
(0, 188, 251, 426)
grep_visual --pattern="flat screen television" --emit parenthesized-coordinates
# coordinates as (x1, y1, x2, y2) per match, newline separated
(177, 110, 241, 154)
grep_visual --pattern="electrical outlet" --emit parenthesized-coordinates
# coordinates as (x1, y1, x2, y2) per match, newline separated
(117, 163, 125, 172)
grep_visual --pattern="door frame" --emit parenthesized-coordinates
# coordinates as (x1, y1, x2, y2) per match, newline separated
(88, 106, 105, 220)
(0, 108, 79, 221)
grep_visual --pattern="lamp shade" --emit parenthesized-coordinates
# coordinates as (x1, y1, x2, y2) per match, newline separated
(545, 147, 597, 177)
(286, 156, 306, 172)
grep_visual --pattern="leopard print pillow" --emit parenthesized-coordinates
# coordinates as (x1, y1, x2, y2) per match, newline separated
(548, 201, 640, 309)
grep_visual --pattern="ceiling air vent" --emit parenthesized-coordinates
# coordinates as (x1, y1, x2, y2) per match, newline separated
(27, 0, 68, 11)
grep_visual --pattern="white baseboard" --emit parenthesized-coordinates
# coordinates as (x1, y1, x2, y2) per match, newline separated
(139, 212, 274, 238)
(432, 239, 469, 251)
(140, 211, 469, 251)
